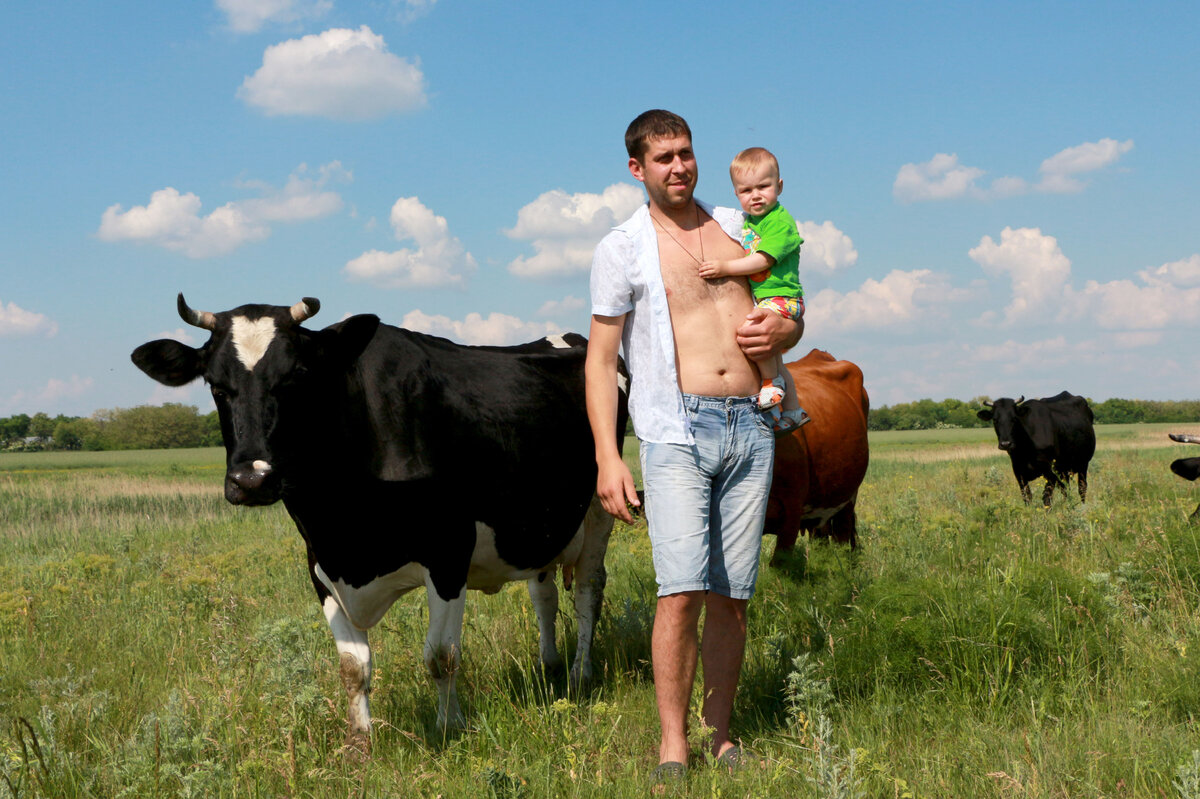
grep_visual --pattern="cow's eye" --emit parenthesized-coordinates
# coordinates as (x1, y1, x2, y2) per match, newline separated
(211, 386, 233, 402)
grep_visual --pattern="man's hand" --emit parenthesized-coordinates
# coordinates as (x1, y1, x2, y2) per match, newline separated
(698, 260, 727, 279)
(596, 456, 640, 524)
(736, 307, 803, 360)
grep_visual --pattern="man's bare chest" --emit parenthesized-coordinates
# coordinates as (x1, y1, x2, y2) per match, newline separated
(658, 227, 746, 309)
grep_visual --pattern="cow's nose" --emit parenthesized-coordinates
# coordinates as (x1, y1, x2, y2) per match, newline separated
(998, 440, 1012, 451)
(225, 460, 278, 505)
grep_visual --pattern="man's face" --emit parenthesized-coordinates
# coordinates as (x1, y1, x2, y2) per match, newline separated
(629, 135, 697, 209)
(732, 162, 782, 218)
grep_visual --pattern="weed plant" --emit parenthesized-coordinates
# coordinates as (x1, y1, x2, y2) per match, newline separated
(2, 431, 1199, 797)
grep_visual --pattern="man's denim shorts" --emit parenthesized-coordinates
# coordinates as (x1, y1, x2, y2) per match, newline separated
(639, 393, 775, 600)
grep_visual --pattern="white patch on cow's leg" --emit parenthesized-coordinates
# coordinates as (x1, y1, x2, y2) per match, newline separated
(568, 495, 613, 688)
(527, 572, 562, 671)
(322, 597, 372, 742)
(424, 573, 467, 730)
(230, 316, 277, 371)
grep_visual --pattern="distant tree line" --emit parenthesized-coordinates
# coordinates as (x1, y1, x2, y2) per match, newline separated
(868, 397, 1200, 431)
(0, 404, 221, 451)
(2, 396, 1198, 450)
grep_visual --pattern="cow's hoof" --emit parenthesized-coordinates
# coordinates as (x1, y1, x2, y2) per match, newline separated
(344, 729, 372, 762)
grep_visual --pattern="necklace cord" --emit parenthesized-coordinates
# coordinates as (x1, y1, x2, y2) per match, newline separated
(650, 205, 705, 264)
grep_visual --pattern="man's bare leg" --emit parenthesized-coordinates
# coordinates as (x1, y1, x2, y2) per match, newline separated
(652, 591, 704, 765)
(700, 593, 748, 758)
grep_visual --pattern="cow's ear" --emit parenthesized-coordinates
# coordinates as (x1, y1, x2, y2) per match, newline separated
(1172, 457, 1200, 482)
(976, 409, 993, 421)
(131, 340, 203, 387)
(1015, 404, 1032, 418)
(321, 314, 380, 367)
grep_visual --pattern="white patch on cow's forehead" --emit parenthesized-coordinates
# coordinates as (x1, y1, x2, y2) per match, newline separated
(231, 316, 277, 371)
(545, 334, 570, 349)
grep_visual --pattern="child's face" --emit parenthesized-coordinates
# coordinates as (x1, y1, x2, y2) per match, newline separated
(732, 163, 782, 218)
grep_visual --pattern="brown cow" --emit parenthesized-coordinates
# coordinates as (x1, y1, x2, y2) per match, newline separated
(762, 349, 870, 559)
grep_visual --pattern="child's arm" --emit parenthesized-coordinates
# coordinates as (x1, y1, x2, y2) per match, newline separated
(698, 251, 775, 279)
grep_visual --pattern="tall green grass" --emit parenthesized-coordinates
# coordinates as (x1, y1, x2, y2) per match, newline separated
(2, 432, 1199, 797)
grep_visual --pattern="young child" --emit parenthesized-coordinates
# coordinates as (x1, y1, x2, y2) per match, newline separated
(699, 146, 808, 434)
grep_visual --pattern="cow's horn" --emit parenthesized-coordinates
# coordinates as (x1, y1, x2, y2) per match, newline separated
(1016, 395, 1025, 405)
(290, 298, 320, 324)
(982, 400, 993, 408)
(177, 293, 216, 330)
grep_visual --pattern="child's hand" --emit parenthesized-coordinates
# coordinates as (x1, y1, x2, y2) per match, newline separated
(698, 260, 725, 279)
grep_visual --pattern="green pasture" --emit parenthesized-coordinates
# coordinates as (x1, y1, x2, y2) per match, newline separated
(2, 425, 1200, 797)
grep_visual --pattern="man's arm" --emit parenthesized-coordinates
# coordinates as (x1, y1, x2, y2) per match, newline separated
(735, 307, 803, 360)
(585, 313, 639, 524)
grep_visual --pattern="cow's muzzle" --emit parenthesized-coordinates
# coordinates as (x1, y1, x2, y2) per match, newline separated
(225, 460, 281, 505)
(997, 440, 1012, 451)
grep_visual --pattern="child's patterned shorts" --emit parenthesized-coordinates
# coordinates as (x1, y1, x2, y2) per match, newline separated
(755, 295, 804, 321)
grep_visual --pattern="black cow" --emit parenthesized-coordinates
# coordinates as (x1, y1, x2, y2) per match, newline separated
(132, 295, 628, 745)
(977, 392, 1095, 506)
(1169, 433, 1200, 520)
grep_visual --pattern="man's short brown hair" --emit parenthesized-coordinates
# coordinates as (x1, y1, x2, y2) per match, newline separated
(625, 110, 692, 160)
(730, 147, 780, 180)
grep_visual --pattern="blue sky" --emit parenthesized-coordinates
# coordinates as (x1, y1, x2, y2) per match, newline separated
(3, 1, 1198, 417)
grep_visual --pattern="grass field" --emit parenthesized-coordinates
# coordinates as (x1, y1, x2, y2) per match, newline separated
(3, 424, 1200, 797)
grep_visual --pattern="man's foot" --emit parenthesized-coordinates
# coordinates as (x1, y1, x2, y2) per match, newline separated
(758, 377, 785, 410)
(650, 761, 687, 784)
(773, 408, 810, 436)
(716, 745, 748, 772)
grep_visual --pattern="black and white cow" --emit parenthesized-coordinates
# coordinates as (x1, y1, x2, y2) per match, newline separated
(977, 392, 1096, 506)
(132, 295, 628, 744)
(1169, 433, 1200, 520)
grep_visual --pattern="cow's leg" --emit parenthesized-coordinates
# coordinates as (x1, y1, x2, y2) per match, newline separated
(527, 571, 563, 672)
(424, 573, 467, 730)
(569, 496, 613, 688)
(1041, 479, 1055, 507)
(1078, 467, 1089, 502)
(1017, 477, 1032, 504)
(322, 596, 373, 751)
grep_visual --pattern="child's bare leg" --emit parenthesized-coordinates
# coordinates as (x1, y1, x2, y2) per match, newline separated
(754, 355, 784, 410)
(777, 359, 800, 411)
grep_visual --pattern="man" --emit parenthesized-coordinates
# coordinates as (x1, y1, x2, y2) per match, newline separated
(585, 110, 802, 778)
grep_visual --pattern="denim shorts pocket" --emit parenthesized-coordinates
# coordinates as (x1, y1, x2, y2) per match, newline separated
(750, 409, 774, 437)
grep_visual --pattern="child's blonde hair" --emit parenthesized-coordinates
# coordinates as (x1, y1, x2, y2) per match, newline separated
(730, 147, 780, 180)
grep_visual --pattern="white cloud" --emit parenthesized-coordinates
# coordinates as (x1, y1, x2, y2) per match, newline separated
(805, 269, 970, 333)
(237, 161, 349, 222)
(99, 188, 267, 258)
(4, 376, 95, 415)
(400, 309, 562, 346)
(893, 153, 986, 202)
(796, 220, 857, 276)
(970, 228, 1200, 331)
(155, 328, 199, 345)
(507, 184, 645, 277)
(394, 0, 437, 23)
(969, 227, 1072, 323)
(537, 295, 585, 317)
(217, 0, 331, 33)
(38, 376, 94, 404)
(238, 26, 426, 120)
(344, 197, 476, 288)
(98, 163, 347, 258)
(1138, 254, 1200, 289)
(1065, 277, 1200, 331)
(1036, 138, 1134, 193)
(895, 139, 1133, 202)
(0, 301, 57, 337)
